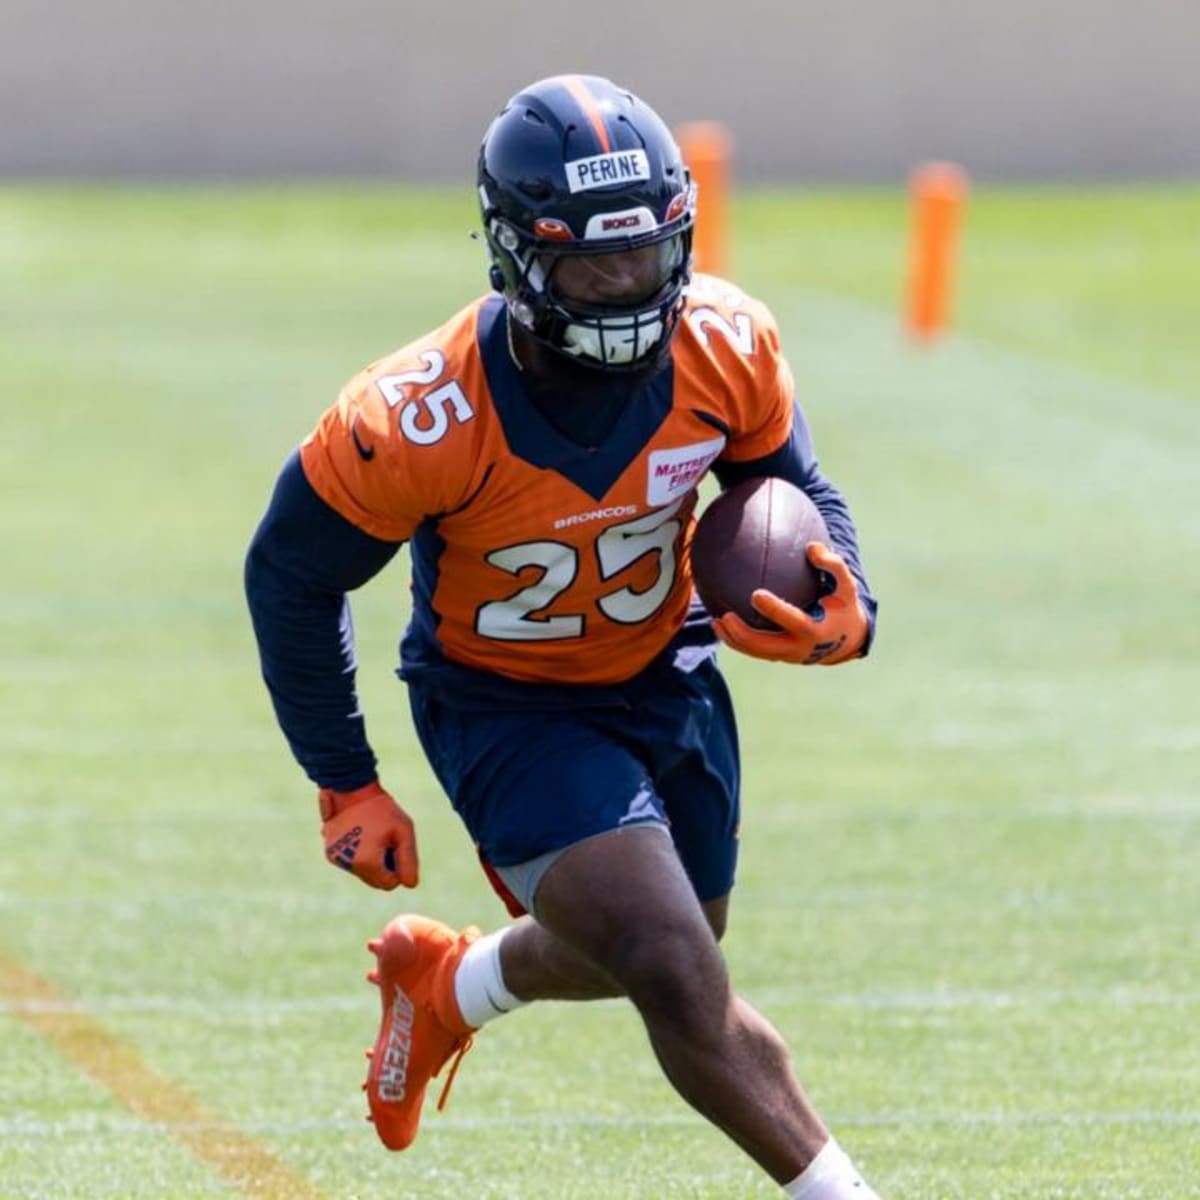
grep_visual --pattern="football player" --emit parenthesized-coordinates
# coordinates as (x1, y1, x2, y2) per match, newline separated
(246, 75, 883, 1200)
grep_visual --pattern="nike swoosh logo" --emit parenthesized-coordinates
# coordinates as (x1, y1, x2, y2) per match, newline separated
(351, 419, 375, 461)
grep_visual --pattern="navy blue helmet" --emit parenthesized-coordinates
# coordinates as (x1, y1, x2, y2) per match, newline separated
(477, 75, 696, 372)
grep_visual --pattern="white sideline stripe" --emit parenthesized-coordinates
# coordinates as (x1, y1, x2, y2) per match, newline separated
(789, 287, 1200, 554)
(5, 986, 1200, 1017)
(800, 285, 1197, 415)
(3, 1110, 1200, 1139)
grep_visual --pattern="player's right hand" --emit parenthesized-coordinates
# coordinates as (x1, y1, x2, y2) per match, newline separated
(318, 780, 419, 890)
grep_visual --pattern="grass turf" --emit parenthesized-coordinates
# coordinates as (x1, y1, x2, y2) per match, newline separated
(1, 184, 1198, 1199)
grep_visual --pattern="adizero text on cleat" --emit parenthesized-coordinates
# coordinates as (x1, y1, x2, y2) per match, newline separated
(363, 914, 480, 1151)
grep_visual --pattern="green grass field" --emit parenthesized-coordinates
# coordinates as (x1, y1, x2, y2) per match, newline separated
(2, 184, 1198, 1199)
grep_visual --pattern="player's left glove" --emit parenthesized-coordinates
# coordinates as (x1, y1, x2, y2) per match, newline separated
(319, 780, 419, 890)
(712, 542, 870, 666)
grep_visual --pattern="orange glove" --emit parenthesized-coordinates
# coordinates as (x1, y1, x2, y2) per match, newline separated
(712, 542, 869, 666)
(318, 780, 419, 890)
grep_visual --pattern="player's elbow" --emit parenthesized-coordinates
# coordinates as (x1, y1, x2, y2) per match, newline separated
(243, 521, 275, 609)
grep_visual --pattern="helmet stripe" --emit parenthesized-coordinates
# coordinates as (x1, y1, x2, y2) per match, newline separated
(561, 75, 612, 154)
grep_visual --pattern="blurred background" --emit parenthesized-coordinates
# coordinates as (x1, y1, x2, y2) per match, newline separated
(2, 5, 1198, 1199)
(3, 0, 1199, 179)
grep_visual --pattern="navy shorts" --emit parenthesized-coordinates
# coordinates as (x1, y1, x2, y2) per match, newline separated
(406, 653, 740, 916)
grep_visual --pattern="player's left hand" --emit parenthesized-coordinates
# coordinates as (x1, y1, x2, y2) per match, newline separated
(712, 542, 869, 666)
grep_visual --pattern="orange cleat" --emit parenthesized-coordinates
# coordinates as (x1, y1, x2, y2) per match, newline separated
(363, 914, 480, 1150)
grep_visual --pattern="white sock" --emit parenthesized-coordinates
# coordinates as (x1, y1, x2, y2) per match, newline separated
(452, 928, 528, 1029)
(783, 1138, 881, 1199)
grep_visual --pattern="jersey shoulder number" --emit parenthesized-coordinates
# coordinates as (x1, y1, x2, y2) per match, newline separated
(682, 273, 786, 361)
(677, 274, 793, 463)
(372, 347, 476, 447)
(683, 273, 761, 357)
(301, 301, 491, 541)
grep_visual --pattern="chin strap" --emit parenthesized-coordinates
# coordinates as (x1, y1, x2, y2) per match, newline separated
(503, 308, 526, 372)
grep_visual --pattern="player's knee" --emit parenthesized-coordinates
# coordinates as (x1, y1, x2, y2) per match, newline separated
(609, 919, 727, 1027)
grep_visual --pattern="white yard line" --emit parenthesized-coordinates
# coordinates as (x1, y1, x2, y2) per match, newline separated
(5, 985, 1199, 1017)
(4, 1109, 1200, 1140)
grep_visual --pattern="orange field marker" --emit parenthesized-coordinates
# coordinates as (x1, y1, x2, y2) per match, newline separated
(676, 121, 732, 278)
(905, 162, 969, 340)
(1, 950, 324, 1200)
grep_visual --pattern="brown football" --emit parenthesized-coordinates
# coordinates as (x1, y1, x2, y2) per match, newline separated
(689, 476, 830, 628)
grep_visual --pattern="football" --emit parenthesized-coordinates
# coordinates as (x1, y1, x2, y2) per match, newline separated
(689, 476, 830, 627)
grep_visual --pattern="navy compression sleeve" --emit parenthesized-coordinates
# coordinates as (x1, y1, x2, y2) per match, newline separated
(712, 399, 878, 651)
(244, 451, 401, 789)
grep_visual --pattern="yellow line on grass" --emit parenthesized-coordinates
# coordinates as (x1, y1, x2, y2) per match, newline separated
(0, 950, 325, 1200)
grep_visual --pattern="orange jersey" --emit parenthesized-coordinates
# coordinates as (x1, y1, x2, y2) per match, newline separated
(300, 275, 794, 685)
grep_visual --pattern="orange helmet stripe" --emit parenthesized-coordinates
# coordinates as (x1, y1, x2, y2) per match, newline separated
(562, 75, 612, 154)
